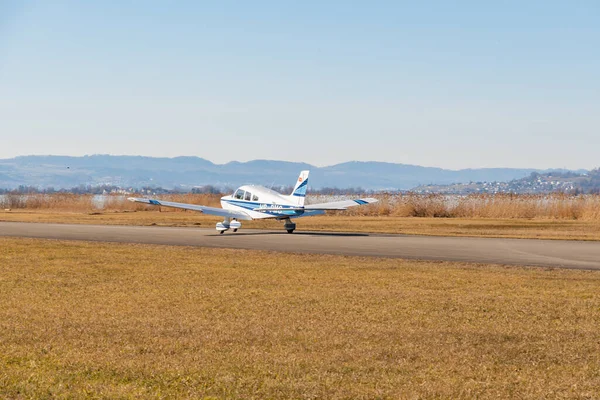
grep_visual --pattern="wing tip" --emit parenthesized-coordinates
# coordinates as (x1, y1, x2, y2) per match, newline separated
(354, 198, 378, 205)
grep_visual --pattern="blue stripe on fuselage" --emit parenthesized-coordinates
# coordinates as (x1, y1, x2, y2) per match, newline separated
(224, 199, 303, 217)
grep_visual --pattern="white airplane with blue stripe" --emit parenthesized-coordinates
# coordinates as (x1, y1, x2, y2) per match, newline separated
(128, 170, 378, 234)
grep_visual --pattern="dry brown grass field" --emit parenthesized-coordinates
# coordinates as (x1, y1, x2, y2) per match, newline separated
(3, 193, 600, 240)
(1, 238, 600, 398)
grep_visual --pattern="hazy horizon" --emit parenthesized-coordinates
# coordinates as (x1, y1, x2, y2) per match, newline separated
(1, 2, 598, 170)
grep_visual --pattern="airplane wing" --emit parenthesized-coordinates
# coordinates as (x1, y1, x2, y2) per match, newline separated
(128, 197, 253, 220)
(304, 197, 379, 211)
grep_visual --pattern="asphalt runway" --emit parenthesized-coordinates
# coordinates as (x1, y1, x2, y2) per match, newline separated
(1, 222, 600, 269)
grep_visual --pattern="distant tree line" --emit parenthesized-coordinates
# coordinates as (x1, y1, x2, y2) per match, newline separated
(191, 185, 230, 194)
(0, 185, 133, 195)
(0, 184, 375, 195)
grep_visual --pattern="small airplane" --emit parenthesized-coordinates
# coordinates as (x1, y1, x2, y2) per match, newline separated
(128, 170, 377, 234)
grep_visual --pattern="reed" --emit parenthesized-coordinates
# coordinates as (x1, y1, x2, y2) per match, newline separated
(0, 193, 222, 213)
(3, 192, 600, 220)
(343, 193, 600, 220)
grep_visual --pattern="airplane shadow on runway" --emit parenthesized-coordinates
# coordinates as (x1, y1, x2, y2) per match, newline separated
(211, 231, 370, 237)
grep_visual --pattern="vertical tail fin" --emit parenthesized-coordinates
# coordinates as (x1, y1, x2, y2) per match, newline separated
(288, 170, 309, 206)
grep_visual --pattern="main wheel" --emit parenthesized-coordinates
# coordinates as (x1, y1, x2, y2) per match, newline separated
(286, 229, 294, 234)
(219, 230, 225, 234)
(233, 229, 238, 232)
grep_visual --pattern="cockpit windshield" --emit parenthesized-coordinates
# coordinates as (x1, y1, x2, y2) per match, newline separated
(233, 188, 259, 202)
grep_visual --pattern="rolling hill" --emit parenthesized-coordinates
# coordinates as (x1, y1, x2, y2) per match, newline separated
(0, 155, 588, 191)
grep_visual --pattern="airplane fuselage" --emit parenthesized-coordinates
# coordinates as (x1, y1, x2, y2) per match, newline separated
(220, 184, 320, 219)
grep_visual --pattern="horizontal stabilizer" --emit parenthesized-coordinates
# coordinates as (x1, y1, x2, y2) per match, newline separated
(305, 197, 378, 211)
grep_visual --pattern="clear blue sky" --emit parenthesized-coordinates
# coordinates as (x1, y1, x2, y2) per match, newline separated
(1, 1, 598, 169)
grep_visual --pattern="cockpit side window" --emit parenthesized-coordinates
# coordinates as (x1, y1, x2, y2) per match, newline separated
(234, 189, 244, 200)
(244, 191, 252, 201)
(252, 194, 259, 202)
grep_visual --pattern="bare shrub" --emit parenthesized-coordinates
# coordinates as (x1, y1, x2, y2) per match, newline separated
(406, 194, 452, 218)
(0, 194, 26, 209)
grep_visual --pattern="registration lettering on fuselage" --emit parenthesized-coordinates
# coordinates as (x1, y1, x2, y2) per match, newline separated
(260, 203, 283, 209)
(260, 203, 292, 214)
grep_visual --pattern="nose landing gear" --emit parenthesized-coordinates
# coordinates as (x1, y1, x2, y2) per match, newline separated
(216, 218, 241, 234)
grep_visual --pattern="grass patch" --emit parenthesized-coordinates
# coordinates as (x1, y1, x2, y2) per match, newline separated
(1, 238, 600, 398)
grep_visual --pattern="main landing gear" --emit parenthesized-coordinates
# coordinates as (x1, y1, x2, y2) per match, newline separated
(283, 218, 296, 234)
